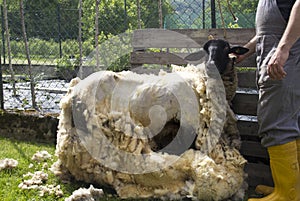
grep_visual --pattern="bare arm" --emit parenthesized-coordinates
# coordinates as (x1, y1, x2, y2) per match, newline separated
(268, 0, 300, 80)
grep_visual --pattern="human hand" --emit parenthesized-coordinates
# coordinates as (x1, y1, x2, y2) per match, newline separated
(233, 54, 247, 64)
(267, 48, 289, 80)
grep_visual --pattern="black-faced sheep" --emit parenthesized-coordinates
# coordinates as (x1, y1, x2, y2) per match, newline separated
(51, 39, 249, 201)
(185, 39, 249, 150)
(185, 39, 249, 103)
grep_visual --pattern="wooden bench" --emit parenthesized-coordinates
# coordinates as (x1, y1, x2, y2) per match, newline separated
(130, 28, 273, 187)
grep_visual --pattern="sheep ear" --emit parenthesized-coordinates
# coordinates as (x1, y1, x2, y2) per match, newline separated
(229, 46, 249, 55)
(185, 50, 206, 62)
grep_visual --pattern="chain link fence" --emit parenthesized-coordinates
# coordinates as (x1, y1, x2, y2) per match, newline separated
(0, 0, 256, 113)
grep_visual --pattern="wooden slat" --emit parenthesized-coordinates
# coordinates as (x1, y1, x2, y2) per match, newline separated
(241, 141, 268, 159)
(130, 51, 188, 65)
(132, 28, 256, 48)
(232, 93, 258, 116)
(132, 29, 201, 49)
(131, 28, 257, 67)
(245, 163, 273, 187)
(172, 28, 256, 46)
(237, 70, 257, 88)
(131, 51, 257, 67)
(236, 54, 257, 68)
(237, 120, 259, 137)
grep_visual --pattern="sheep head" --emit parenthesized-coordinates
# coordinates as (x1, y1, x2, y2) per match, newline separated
(185, 39, 249, 74)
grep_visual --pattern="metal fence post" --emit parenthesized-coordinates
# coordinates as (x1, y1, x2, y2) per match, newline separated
(211, 0, 216, 28)
(1, 6, 5, 65)
(78, 0, 83, 79)
(202, 0, 206, 29)
(57, 4, 62, 58)
(0, 51, 4, 110)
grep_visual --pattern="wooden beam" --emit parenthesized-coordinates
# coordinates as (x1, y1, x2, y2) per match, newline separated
(132, 29, 201, 49)
(132, 28, 256, 49)
(237, 70, 257, 88)
(236, 54, 257, 68)
(245, 163, 273, 187)
(241, 141, 268, 159)
(232, 93, 258, 116)
(237, 120, 259, 138)
(172, 28, 256, 45)
(130, 51, 188, 65)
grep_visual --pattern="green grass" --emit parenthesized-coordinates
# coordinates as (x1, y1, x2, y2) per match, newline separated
(0, 136, 258, 201)
(0, 137, 123, 201)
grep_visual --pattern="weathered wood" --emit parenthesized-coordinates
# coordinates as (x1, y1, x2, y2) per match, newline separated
(236, 54, 257, 68)
(131, 28, 257, 67)
(232, 93, 258, 116)
(245, 163, 273, 187)
(130, 51, 188, 65)
(237, 70, 257, 88)
(131, 51, 257, 67)
(241, 141, 268, 159)
(172, 28, 256, 45)
(237, 120, 259, 137)
(132, 29, 201, 49)
(132, 28, 256, 48)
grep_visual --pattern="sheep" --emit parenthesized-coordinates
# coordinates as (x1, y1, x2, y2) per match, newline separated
(51, 39, 249, 201)
(185, 39, 249, 150)
(185, 39, 249, 103)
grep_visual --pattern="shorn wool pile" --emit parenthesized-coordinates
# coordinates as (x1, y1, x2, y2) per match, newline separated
(51, 62, 248, 200)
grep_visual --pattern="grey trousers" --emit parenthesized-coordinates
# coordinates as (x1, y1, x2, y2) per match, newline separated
(256, 0, 300, 147)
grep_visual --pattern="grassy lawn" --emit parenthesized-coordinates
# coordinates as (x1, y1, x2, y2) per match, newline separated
(0, 137, 122, 201)
(0, 136, 258, 201)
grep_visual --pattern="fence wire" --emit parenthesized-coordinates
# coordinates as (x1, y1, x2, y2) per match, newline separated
(0, 0, 257, 113)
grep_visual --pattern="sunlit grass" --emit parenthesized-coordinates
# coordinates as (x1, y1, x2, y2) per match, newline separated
(0, 137, 90, 201)
(0, 136, 254, 200)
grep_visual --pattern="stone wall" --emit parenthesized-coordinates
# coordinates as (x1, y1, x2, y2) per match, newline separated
(0, 110, 58, 144)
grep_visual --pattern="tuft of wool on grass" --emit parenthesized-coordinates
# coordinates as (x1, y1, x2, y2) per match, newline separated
(31, 150, 52, 162)
(18, 170, 64, 197)
(65, 185, 104, 201)
(18, 151, 63, 198)
(0, 158, 18, 170)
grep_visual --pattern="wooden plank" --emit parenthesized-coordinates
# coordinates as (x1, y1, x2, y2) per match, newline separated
(241, 141, 268, 159)
(132, 28, 256, 49)
(237, 120, 259, 137)
(236, 54, 257, 68)
(130, 52, 188, 65)
(173, 28, 256, 46)
(245, 163, 273, 187)
(232, 93, 258, 116)
(131, 51, 257, 67)
(237, 70, 257, 88)
(131, 29, 257, 67)
(132, 29, 201, 49)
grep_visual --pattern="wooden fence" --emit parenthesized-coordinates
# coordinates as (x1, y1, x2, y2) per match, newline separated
(130, 28, 273, 187)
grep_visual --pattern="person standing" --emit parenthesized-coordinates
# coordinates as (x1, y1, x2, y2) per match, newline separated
(236, 0, 300, 200)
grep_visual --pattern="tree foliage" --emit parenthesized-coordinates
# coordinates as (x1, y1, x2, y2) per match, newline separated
(1, 0, 258, 68)
(2, 0, 258, 41)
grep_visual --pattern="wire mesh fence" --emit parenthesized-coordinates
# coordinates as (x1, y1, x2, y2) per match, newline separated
(0, 0, 257, 113)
